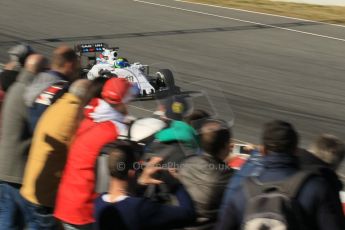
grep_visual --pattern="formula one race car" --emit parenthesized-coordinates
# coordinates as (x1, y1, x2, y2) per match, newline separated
(75, 43, 178, 97)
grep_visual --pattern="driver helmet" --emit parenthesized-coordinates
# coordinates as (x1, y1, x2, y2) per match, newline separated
(114, 57, 130, 68)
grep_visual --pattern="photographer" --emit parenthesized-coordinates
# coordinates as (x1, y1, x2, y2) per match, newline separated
(94, 140, 196, 230)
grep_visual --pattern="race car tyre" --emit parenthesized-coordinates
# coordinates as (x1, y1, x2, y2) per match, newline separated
(155, 69, 181, 99)
(156, 69, 175, 88)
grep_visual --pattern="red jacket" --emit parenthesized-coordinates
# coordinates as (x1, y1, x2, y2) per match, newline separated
(54, 98, 127, 224)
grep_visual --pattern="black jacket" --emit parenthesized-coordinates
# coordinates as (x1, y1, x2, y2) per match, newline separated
(0, 69, 20, 92)
(298, 149, 343, 193)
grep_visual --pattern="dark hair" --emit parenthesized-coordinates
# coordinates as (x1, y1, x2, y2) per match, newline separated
(184, 109, 210, 131)
(200, 119, 231, 156)
(106, 141, 135, 180)
(262, 120, 298, 154)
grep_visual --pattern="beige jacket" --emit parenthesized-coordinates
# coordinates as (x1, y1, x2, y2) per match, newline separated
(20, 93, 81, 207)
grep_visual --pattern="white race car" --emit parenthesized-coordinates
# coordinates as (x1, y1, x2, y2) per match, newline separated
(75, 43, 178, 97)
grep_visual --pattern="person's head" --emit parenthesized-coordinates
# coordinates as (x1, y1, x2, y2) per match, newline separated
(68, 79, 92, 100)
(101, 78, 136, 115)
(8, 44, 34, 67)
(51, 45, 79, 81)
(24, 54, 49, 74)
(184, 109, 210, 131)
(200, 119, 232, 160)
(107, 141, 136, 181)
(157, 95, 193, 121)
(308, 134, 345, 170)
(262, 120, 298, 155)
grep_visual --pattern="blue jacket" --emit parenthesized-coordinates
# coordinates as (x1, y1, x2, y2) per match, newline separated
(94, 185, 196, 230)
(218, 150, 263, 218)
(216, 152, 345, 230)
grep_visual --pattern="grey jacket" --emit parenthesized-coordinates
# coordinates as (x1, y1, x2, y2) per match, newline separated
(179, 153, 233, 230)
(0, 70, 36, 184)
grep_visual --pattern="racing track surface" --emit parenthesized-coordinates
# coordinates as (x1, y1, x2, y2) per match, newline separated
(1, 0, 345, 146)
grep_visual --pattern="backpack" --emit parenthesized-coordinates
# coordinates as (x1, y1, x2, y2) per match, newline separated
(242, 171, 314, 230)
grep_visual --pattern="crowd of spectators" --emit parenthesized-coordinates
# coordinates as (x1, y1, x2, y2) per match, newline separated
(0, 44, 344, 230)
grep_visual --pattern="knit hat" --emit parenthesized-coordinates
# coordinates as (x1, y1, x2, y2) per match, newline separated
(8, 44, 34, 66)
(101, 78, 137, 104)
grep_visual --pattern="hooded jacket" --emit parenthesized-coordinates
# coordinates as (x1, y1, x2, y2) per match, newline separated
(141, 120, 199, 204)
(54, 98, 128, 225)
(155, 120, 198, 147)
(20, 93, 82, 208)
(144, 120, 199, 163)
(298, 149, 343, 194)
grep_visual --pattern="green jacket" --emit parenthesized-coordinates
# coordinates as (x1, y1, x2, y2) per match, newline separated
(155, 120, 198, 149)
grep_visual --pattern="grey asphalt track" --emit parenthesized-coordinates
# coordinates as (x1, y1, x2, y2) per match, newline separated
(1, 0, 344, 146)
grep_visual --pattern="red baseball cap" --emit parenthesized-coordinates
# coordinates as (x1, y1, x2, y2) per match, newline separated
(101, 78, 134, 104)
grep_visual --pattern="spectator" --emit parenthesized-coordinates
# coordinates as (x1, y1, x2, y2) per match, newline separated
(19, 79, 91, 229)
(0, 44, 34, 92)
(298, 134, 345, 211)
(94, 141, 196, 230)
(24, 45, 80, 132)
(300, 134, 345, 171)
(80, 77, 110, 109)
(220, 134, 345, 218)
(179, 119, 233, 229)
(216, 120, 345, 230)
(145, 95, 198, 166)
(54, 78, 135, 230)
(95, 116, 168, 194)
(184, 109, 210, 132)
(218, 147, 263, 218)
(141, 95, 199, 202)
(0, 54, 49, 229)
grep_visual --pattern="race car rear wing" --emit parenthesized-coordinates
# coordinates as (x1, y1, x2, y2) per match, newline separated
(74, 43, 119, 54)
(75, 42, 119, 73)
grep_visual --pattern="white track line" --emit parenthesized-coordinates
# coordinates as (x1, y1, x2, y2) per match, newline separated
(174, 0, 345, 28)
(129, 104, 155, 113)
(133, 0, 345, 42)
